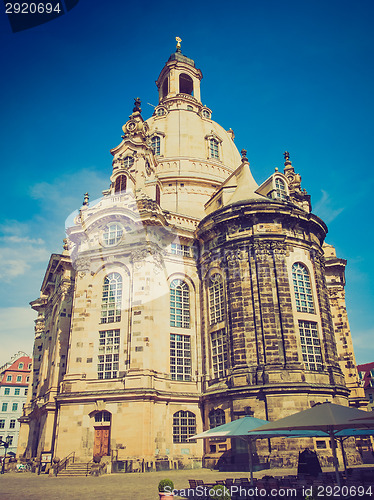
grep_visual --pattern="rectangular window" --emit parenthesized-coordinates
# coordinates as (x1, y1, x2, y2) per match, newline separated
(1, 403, 8, 412)
(16, 376, 22, 382)
(25, 389, 28, 396)
(0, 420, 4, 429)
(4, 388, 10, 395)
(316, 440, 327, 449)
(9, 419, 16, 429)
(171, 243, 191, 257)
(209, 138, 219, 159)
(170, 334, 191, 381)
(299, 320, 322, 371)
(7, 436, 13, 446)
(6, 375, 12, 382)
(12, 403, 18, 411)
(97, 329, 120, 379)
(14, 388, 20, 396)
(211, 329, 228, 378)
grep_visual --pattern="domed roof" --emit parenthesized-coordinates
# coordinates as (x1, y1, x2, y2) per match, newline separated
(146, 109, 241, 169)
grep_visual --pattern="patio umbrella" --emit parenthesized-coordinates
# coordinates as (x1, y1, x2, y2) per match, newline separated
(334, 428, 374, 474)
(249, 401, 374, 486)
(190, 416, 321, 484)
(348, 413, 374, 425)
(191, 416, 269, 484)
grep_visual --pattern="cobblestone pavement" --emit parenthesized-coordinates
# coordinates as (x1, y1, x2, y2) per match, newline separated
(1, 468, 291, 500)
(0, 466, 373, 500)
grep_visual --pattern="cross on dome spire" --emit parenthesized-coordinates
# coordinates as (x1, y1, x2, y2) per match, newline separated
(176, 36, 182, 53)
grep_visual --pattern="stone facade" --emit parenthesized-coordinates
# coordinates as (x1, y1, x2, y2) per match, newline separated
(18, 44, 365, 469)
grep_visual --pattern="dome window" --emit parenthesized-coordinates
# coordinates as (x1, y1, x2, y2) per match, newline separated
(187, 105, 193, 111)
(179, 73, 193, 95)
(209, 138, 219, 159)
(156, 107, 166, 116)
(202, 109, 211, 119)
(151, 136, 161, 155)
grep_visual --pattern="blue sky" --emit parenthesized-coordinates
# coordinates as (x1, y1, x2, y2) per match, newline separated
(0, 0, 373, 366)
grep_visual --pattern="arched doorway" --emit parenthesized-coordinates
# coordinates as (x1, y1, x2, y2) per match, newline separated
(93, 411, 111, 458)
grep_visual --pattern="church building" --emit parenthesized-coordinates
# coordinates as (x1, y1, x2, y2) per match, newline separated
(18, 41, 365, 469)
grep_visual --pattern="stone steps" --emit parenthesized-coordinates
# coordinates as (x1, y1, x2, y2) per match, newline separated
(58, 462, 92, 477)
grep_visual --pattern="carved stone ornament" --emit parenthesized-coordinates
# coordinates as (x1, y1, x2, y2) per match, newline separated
(225, 248, 247, 266)
(60, 280, 74, 295)
(130, 247, 165, 273)
(35, 316, 45, 334)
(126, 121, 137, 133)
(75, 257, 91, 277)
(227, 223, 241, 235)
(249, 241, 287, 255)
(143, 122, 149, 135)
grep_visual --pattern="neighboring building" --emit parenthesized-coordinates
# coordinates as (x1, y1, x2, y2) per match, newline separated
(324, 244, 366, 408)
(0, 352, 31, 455)
(357, 362, 374, 411)
(18, 42, 365, 469)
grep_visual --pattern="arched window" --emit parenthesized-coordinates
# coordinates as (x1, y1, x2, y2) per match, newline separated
(101, 272, 122, 323)
(173, 410, 196, 443)
(157, 107, 165, 116)
(170, 279, 190, 328)
(275, 178, 287, 200)
(161, 77, 168, 99)
(179, 73, 193, 95)
(209, 409, 226, 428)
(151, 136, 161, 155)
(211, 329, 228, 378)
(114, 175, 127, 193)
(103, 223, 123, 246)
(292, 263, 315, 313)
(123, 156, 134, 169)
(209, 274, 225, 324)
(202, 109, 211, 119)
(209, 138, 219, 159)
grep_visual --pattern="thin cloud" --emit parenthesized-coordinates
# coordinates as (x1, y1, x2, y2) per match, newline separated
(0, 227, 49, 281)
(352, 328, 374, 364)
(29, 168, 108, 216)
(0, 307, 35, 366)
(313, 189, 344, 223)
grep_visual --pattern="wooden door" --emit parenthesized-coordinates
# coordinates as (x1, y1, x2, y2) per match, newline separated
(93, 427, 110, 457)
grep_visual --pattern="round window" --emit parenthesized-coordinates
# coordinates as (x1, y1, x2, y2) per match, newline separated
(103, 223, 123, 246)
